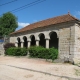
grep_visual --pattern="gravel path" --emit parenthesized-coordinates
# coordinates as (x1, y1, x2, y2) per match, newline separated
(0, 56, 80, 80)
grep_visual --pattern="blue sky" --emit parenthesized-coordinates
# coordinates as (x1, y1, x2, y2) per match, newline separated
(1, 0, 80, 31)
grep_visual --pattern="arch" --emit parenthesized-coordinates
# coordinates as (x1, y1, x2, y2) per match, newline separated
(30, 35, 36, 46)
(23, 36, 28, 48)
(39, 33, 46, 47)
(17, 37, 21, 47)
(49, 31, 58, 49)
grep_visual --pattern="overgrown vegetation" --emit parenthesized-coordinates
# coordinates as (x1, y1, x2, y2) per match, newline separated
(6, 47, 27, 56)
(75, 69, 80, 76)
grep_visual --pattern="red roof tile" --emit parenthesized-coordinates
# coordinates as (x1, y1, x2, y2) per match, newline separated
(11, 14, 79, 35)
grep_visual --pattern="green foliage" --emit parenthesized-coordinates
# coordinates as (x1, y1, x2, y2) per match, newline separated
(6, 47, 27, 56)
(48, 47, 58, 61)
(28, 46, 44, 58)
(4, 43, 15, 55)
(28, 46, 58, 61)
(0, 12, 18, 36)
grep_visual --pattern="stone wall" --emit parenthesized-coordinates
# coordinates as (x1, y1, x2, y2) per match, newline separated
(73, 24, 80, 59)
(0, 36, 9, 56)
(0, 42, 4, 55)
(59, 25, 70, 60)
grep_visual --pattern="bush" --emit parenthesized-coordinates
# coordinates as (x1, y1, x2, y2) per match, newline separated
(4, 42, 15, 51)
(48, 47, 58, 61)
(28, 46, 44, 58)
(28, 46, 58, 61)
(6, 47, 27, 56)
(4, 43, 15, 55)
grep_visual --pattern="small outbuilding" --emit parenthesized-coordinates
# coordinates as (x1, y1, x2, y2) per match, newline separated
(10, 13, 80, 63)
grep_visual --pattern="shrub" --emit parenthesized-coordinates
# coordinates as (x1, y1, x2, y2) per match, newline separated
(28, 46, 58, 61)
(48, 47, 58, 61)
(20, 48, 28, 56)
(4, 43, 15, 53)
(6, 47, 15, 56)
(6, 47, 27, 56)
(4, 43, 15, 55)
(28, 46, 44, 58)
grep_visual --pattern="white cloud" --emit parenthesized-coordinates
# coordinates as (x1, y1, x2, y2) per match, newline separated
(16, 22, 30, 31)
(18, 22, 30, 27)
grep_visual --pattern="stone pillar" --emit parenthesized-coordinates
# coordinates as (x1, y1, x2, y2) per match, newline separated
(27, 41, 31, 56)
(36, 40, 39, 46)
(15, 42, 18, 47)
(21, 41, 24, 48)
(28, 41, 31, 48)
(46, 39, 50, 48)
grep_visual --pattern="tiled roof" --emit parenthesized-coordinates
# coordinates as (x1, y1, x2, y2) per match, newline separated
(11, 14, 79, 35)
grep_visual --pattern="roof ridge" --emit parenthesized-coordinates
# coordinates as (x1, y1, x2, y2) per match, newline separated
(10, 14, 80, 35)
(68, 13, 80, 21)
(16, 14, 69, 30)
(28, 14, 69, 25)
(16, 14, 67, 30)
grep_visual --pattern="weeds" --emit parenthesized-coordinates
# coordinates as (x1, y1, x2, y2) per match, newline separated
(75, 69, 80, 76)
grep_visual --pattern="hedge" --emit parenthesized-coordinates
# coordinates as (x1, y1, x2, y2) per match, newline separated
(28, 46, 58, 61)
(6, 47, 27, 56)
(6, 46, 58, 61)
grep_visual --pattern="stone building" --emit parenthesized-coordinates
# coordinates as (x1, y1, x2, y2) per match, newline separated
(10, 13, 80, 62)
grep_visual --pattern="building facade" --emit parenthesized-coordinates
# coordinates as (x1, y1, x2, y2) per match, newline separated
(10, 14, 80, 62)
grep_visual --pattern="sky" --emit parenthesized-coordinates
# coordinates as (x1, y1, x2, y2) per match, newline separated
(1, 0, 80, 31)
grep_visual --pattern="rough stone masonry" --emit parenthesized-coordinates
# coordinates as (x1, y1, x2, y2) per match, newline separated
(0, 42, 4, 55)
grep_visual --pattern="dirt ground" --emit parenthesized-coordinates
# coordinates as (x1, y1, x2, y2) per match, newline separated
(0, 56, 80, 80)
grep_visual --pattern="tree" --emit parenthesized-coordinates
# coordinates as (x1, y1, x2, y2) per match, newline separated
(0, 12, 18, 36)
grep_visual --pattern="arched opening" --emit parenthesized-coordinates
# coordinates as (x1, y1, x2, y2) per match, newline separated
(23, 36, 27, 48)
(17, 37, 21, 47)
(30, 35, 36, 46)
(39, 33, 45, 48)
(49, 32, 58, 49)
